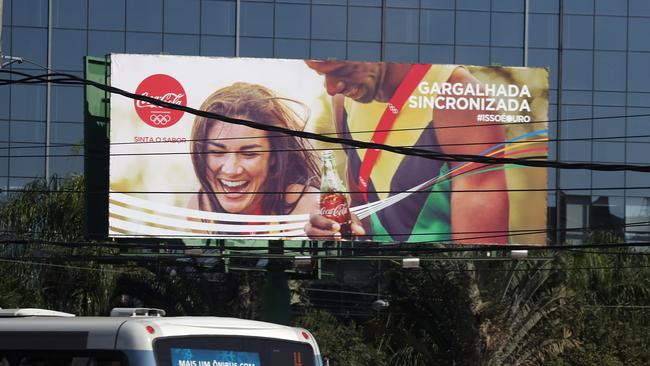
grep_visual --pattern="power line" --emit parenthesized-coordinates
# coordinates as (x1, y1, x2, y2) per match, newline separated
(1, 69, 650, 172)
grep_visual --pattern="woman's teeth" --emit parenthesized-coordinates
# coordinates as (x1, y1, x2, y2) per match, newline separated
(220, 180, 248, 192)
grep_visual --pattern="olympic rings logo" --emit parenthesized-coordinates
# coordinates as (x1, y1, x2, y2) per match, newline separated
(150, 114, 172, 125)
(134, 74, 187, 128)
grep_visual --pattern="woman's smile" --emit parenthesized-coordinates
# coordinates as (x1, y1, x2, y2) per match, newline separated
(205, 122, 271, 214)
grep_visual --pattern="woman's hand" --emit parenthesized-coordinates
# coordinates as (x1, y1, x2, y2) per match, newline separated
(305, 212, 365, 240)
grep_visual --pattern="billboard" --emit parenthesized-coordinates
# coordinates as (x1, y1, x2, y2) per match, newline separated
(109, 54, 548, 245)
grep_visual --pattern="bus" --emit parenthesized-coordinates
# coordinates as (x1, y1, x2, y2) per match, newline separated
(0, 308, 323, 366)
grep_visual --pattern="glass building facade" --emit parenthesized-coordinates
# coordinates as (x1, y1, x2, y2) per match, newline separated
(1, 0, 649, 244)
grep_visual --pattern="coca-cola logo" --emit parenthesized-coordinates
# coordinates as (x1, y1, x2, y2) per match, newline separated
(134, 74, 187, 128)
(320, 203, 350, 218)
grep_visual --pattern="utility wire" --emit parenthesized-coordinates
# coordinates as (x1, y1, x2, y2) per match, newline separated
(1, 69, 650, 172)
(2, 221, 649, 253)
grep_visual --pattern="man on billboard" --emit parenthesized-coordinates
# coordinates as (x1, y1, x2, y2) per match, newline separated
(304, 61, 509, 244)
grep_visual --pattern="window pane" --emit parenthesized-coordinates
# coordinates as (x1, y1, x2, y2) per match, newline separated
(560, 106, 591, 162)
(52, 86, 84, 123)
(89, 30, 125, 56)
(52, 29, 87, 71)
(563, 15, 593, 49)
(491, 47, 522, 66)
(346, 41, 380, 61)
(456, 11, 490, 46)
(560, 169, 591, 194)
(126, 32, 163, 53)
(593, 91, 626, 107)
(164, 34, 200, 55)
(240, 37, 273, 57)
(274, 39, 309, 59)
(241, 2, 274, 37)
(491, 12, 523, 47)
(593, 106, 625, 137)
(419, 45, 454, 63)
(564, 0, 594, 14)
(10, 85, 46, 121)
(0, 87, 8, 120)
(275, 4, 310, 39)
(10, 121, 45, 143)
(628, 18, 650, 52)
(348, 7, 381, 42)
(164, 0, 200, 34)
(594, 16, 626, 51)
(563, 90, 592, 105)
(530, 0, 559, 14)
(386, 0, 418, 8)
(455, 46, 490, 65)
(126, 0, 163, 32)
(311, 5, 347, 40)
(627, 52, 650, 92)
(10, 155, 45, 178)
(628, 93, 650, 108)
(200, 35, 235, 56)
(385, 8, 419, 43)
(591, 172, 624, 196)
(420, 10, 454, 44)
(629, 0, 650, 17)
(201, 0, 236, 35)
(562, 50, 593, 90)
(594, 51, 626, 91)
(384, 43, 418, 62)
(529, 14, 558, 48)
(625, 197, 650, 242)
(13, 0, 48, 27)
(457, 0, 489, 11)
(11, 27, 48, 69)
(492, 0, 523, 12)
(313, 0, 347, 4)
(89, 0, 125, 31)
(310, 40, 346, 60)
(2, 26, 11, 56)
(421, 0, 454, 9)
(2, 0, 10, 26)
(53, 0, 88, 29)
(595, 0, 627, 15)
(349, 0, 380, 5)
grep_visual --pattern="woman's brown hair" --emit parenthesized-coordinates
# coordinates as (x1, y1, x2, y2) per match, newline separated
(190, 82, 320, 215)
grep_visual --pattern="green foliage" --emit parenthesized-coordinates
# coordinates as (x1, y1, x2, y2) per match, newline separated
(293, 309, 388, 366)
(0, 175, 118, 315)
(545, 246, 650, 366)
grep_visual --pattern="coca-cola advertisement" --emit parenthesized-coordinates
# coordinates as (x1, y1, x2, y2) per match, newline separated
(109, 54, 549, 245)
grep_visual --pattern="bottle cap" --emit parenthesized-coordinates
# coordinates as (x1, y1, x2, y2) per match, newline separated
(320, 150, 334, 159)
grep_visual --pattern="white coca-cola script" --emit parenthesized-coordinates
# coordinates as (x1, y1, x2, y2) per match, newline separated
(320, 203, 349, 218)
(135, 92, 185, 109)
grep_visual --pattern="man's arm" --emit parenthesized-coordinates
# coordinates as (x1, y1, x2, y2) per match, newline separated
(434, 67, 509, 244)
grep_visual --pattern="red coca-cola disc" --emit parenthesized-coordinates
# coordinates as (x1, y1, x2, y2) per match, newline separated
(134, 74, 187, 128)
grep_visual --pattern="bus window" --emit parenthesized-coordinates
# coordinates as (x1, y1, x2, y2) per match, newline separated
(0, 352, 125, 366)
(154, 336, 316, 366)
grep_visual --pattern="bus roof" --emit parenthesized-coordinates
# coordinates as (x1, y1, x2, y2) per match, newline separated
(0, 314, 314, 351)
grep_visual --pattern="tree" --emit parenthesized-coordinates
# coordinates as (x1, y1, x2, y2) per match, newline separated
(293, 309, 388, 366)
(0, 175, 118, 315)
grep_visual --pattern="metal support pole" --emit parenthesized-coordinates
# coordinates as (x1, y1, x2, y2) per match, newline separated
(261, 240, 290, 325)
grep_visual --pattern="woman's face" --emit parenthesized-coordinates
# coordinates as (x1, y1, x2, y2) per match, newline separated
(204, 121, 271, 214)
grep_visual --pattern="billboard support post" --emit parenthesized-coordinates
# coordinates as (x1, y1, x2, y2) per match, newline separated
(84, 56, 110, 239)
(261, 240, 290, 325)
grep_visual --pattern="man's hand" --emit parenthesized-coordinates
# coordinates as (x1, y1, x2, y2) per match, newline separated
(305, 212, 365, 240)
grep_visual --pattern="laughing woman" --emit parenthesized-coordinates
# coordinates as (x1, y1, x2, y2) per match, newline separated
(187, 82, 320, 216)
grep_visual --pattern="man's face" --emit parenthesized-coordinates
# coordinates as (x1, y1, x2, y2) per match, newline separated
(305, 60, 384, 103)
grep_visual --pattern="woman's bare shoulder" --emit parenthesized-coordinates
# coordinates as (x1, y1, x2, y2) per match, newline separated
(286, 184, 319, 215)
(186, 194, 200, 210)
